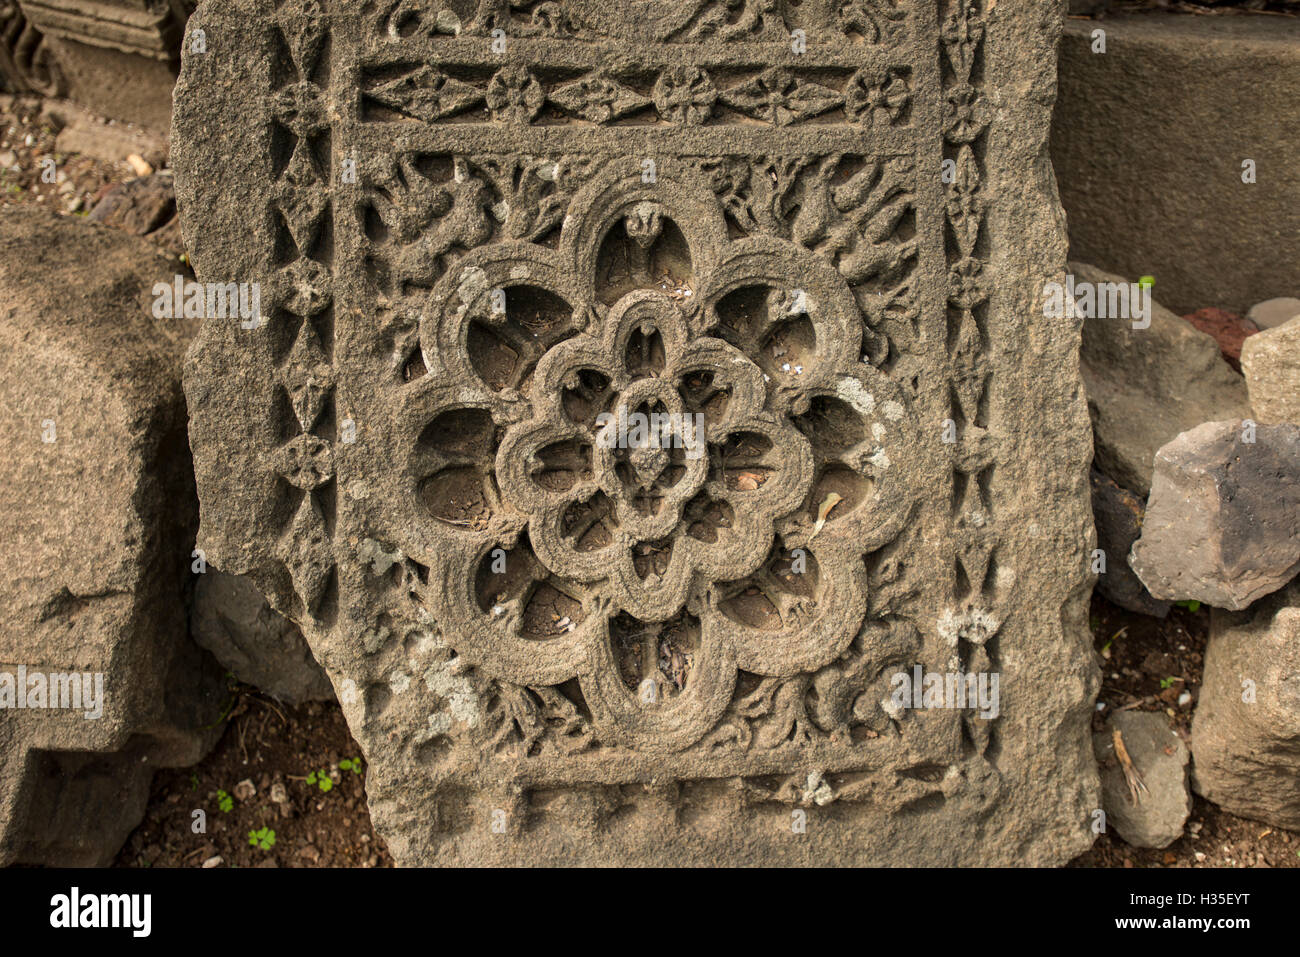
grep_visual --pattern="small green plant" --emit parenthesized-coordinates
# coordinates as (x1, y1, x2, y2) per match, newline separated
(1175, 599, 1202, 613)
(248, 827, 276, 851)
(1160, 676, 1180, 690)
(306, 769, 334, 793)
(190, 772, 200, 792)
(215, 789, 234, 813)
(339, 757, 363, 775)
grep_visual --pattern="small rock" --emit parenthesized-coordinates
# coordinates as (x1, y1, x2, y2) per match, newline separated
(1090, 469, 1171, 617)
(1180, 308, 1258, 372)
(1094, 711, 1191, 849)
(87, 173, 176, 238)
(1246, 297, 1300, 332)
(234, 778, 257, 802)
(1130, 420, 1300, 611)
(127, 153, 153, 177)
(0, 150, 15, 167)
(192, 569, 334, 705)
(202, 855, 223, 868)
(1241, 315, 1300, 426)
(1075, 262, 1252, 496)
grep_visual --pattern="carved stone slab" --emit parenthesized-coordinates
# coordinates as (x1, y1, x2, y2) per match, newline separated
(175, 0, 1099, 865)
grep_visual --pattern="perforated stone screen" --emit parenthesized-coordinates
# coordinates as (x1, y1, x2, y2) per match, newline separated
(175, 0, 1099, 865)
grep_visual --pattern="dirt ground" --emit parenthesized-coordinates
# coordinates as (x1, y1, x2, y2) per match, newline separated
(1072, 595, 1300, 868)
(115, 692, 392, 869)
(108, 592, 1298, 868)
(4, 87, 1294, 871)
(0, 95, 134, 216)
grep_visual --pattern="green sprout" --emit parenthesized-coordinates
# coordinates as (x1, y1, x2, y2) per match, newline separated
(248, 827, 276, 851)
(1160, 676, 1180, 690)
(216, 789, 234, 813)
(339, 758, 363, 775)
(306, 769, 334, 793)
(1175, 599, 1202, 613)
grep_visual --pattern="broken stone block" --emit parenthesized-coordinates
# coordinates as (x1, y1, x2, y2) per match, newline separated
(175, 0, 1099, 865)
(1241, 315, 1300, 426)
(192, 569, 334, 706)
(1192, 580, 1300, 831)
(1093, 711, 1191, 850)
(1131, 420, 1300, 612)
(14, 0, 193, 131)
(1089, 470, 1170, 618)
(0, 0, 64, 94)
(1075, 262, 1252, 497)
(0, 207, 224, 866)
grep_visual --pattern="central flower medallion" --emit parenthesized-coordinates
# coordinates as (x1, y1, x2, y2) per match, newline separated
(403, 159, 916, 751)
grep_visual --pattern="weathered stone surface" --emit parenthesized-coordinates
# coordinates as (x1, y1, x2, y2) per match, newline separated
(14, 0, 193, 131)
(1093, 711, 1190, 850)
(1053, 14, 1300, 315)
(193, 569, 333, 705)
(1090, 469, 1169, 618)
(1192, 581, 1300, 830)
(176, 0, 1098, 865)
(0, 207, 223, 866)
(1241, 315, 1300, 426)
(1131, 420, 1300, 612)
(1076, 262, 1251, 497)
(0, 0, 64, 94)
(1247, 296, 1300, 332)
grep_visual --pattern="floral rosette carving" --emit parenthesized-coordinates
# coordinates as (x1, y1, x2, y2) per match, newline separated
(398, 159, 919, 752)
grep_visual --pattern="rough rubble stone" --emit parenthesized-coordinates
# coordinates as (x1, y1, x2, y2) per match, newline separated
(88, 172, 176, 236)
(175, 0, 1099, 865)
(1241, 315, 1300, 426)
(1089, 470, 1170, 618)
(192, 569, 333, 705)
(1191, 580, 1300, 830)
(1246, 297, 1300, 332)
(1093, 711, 1190, 850)
(0, 207, 224, 866)
(1131, 420, 1300, 612)
(1075, 262, 1252, 497)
